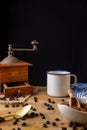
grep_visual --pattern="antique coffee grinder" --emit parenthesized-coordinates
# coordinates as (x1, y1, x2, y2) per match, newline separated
(0, 40, 39, 97)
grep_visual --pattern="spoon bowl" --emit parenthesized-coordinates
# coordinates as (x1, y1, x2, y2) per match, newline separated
(1, 104, 31, 120)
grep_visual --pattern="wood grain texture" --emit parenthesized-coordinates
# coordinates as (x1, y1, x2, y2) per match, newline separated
(0, 87, 86, 130)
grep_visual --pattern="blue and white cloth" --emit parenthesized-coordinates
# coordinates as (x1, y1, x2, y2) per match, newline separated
(74, 83, 87, 98)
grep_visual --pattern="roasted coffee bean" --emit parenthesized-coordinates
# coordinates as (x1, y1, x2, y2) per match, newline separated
(48, 98, 51, 103)
(12, 104, 15, 107)
(44, 102, 48, 106)
(5, 104, 9, 107)
(47, 106, 54, 110)
(51, 101, 55, 104)
(32, 108, 37, 111)
(43, 123, 48, 128)
(61, 99, 65, 102)
(21, 116, 26, 120)
(0, 97, 6, 100)
(0, 128, 2, 130)
(41, 115, 46, 119)
(12, 128, 16, 130)
(46, 120, 50, 124)
(17, 127, 21, 130)
(39, 113, 44, 116)
(8, 111, 11, 114)
(61, 127, 67, 130)
(16, 103, 20, 107)
(52, 122, 57, 126)
(28, 112, 35, 118)
(55, 117, 60, 121)
(35, 113, 38, 117)
(21, 122, 27, 126)
(15, 118, 20, 122)
(0, 117, 5, 123)
(9, 96, 15, 100)
(23, 103, 29, 106)
(13, 120, 18, 125)
(34, 97, 38, 102)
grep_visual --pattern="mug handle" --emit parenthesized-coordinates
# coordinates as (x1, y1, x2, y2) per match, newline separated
(70, 74, 77, 88)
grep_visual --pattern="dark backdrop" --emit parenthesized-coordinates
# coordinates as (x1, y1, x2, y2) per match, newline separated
(0, 0, 87, 86)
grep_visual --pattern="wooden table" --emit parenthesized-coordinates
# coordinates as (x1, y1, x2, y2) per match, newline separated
(0, 87, 86, 130)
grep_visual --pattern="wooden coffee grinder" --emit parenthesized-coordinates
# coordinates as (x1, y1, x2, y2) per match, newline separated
(0, 40, 39, 97)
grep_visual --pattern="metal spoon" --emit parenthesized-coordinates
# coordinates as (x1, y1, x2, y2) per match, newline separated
(0, 104, 31, 120)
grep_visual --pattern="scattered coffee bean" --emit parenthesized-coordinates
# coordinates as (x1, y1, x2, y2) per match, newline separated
(17, 127, 21, 130)
(48, 98, 51, 103)
(23, 103, 29, 106)
(55, 117, 60, 121)
(46, 120, 50, 124)
(29, 112, 35, 118)
(43, 123, 48, 128)
(21, 122, 27, 126)
(52, 122, 57, 126)
(9, 96, 15, 101)
(52, 101, 55, 104)
(16, 103, 20, 107)
(12, 128, 16, 130)
(31, 107, 37, 111)
(0, 117, 5, 123)
(21, 116, 26, 120)
(0, 97, 6, 100)
(41, 115, 46, 119)
(34, 97, 38, 102)
(61, 99, 65, 101)
(47, 106, 54, 110)
(61, 127, 67, 130)
(13, 120, 18, 125)
(5, 104, 9, 107)
(12, 104, 15, 107)
(8, 111, 11, 114)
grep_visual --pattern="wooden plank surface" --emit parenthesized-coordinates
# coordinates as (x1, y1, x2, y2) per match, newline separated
(0, 87, 86, 130)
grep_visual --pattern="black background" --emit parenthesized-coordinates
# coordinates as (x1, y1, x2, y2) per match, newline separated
(0, 0, 87, 86)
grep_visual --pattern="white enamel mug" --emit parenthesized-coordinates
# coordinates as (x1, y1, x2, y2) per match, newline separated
(47, 70, 77, 97)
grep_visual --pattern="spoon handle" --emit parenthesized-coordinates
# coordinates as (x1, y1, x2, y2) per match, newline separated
(68, 89, 74, 98)
(1, 114, 14, 120)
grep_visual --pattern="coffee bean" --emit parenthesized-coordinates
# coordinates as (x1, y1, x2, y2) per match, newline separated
(52, 122, 57, 126)
(55, 117, 60, 121)
(34, 97, 38, 102)
(12, 128, 16, 130)
(43, 123, 48, 128)
(51, 101, 55, 104)
(61, 127, 67, 130)
(17, 127, 21, 130)
(46, 120, 50, 124)
(5, 104, 9, 107)
(48, 98, 51, 103)
(21, 122, 27, 126)
(13, 120, 18, 125)
(0, 117, 5, 123)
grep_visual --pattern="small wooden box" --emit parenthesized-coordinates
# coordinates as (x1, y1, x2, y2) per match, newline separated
(0, 61, 32, 92)
(3, 82, 34, 98)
